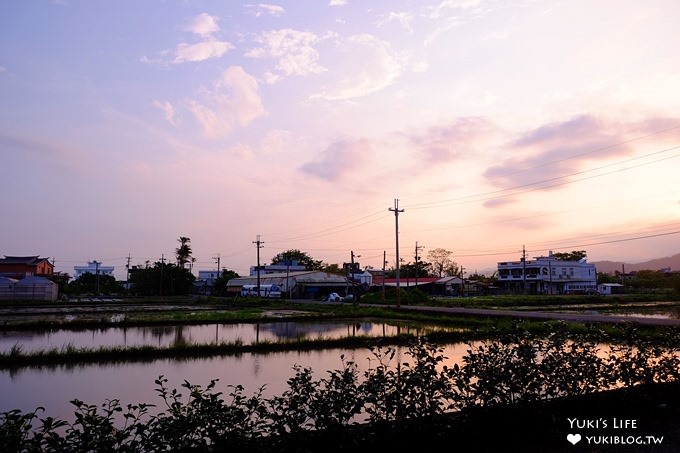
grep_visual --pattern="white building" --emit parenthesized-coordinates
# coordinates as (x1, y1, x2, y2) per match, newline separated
(73, 261, 114, 279)
(497, 252, 597, 295)
(598, 283, 624, 295)
(198, 270, 220, 283)
(249, 262, 307, 276)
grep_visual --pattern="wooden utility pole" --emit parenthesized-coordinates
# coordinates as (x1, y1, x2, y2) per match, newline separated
(382, 250, 386, 302)
(389, 199, 404, 308)
(522, 245, 527, 295)
(213, 254, 221, 282)
(253, 235, 264, 296)
(415, 241, 423, 289)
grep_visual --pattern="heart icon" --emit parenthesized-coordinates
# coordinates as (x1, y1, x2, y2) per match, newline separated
(567, 433, 581, 445)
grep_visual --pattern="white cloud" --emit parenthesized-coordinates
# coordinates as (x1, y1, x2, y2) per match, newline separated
(311, 34, 402, 100)
(186, 13, 220, 37)
(174, 40, 233, 63)
(329, 0, 347, 6)
(0, 66, 7, 74)
(188, 66, 266, 138)
(426, 0, 482, 19)
(246, 28, 325, 76)
(247, 3, 285, 17)
(377, 11, 414, 33)
(153, 100, 177, 126)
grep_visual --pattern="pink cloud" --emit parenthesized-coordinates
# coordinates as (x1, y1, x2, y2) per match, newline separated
(299, 139, 371, 181)
(408, 117, 496, 163)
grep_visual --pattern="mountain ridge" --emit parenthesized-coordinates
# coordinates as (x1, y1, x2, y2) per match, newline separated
(591, 253, 680, 274)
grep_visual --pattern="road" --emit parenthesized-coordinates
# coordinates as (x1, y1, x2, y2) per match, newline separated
(354, 302, 680, 327)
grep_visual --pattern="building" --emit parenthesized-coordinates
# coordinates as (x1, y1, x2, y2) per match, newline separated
(0, 275, 58, 301)
(73, 261, 114, 279)
(497, 252, 597, 295)
(227, 271, 349, 299)
(0, 255, 54, 279)
(598, 283, 624, 295)
(249, 262, 307, 276)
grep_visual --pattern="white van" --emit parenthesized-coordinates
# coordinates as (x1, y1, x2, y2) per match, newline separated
(240, 284, 282, 298)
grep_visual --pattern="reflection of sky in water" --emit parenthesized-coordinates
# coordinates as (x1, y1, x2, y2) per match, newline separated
(0, 321, 459, 353)
(0, 343, 473, 422)
(599, 309, 680, 320)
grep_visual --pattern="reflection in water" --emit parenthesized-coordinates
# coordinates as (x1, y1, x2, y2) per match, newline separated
(0, 321, 460, 353)
(0, 343, 474, 422)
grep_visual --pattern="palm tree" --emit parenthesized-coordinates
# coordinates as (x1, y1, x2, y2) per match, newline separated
(176, 236, 193, 269)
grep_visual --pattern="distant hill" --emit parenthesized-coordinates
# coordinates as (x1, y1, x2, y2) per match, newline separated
(592, 253, 680, 274)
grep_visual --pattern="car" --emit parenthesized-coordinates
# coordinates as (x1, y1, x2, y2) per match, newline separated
(325, 292, 344, 302)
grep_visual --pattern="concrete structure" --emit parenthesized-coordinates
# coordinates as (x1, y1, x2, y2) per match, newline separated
(497, 252, 597, 295)
(73, 261, 114, 279)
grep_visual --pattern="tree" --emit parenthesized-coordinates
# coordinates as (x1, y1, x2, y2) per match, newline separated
(427, 248, 458, 277)
(270, 249, 324, 271)
(67, 273, 123, 296)
(214, 269, 240, 296)
(323, 263, 344, 275)
(176, 236, 193, 269)
(128, 261, 195, 296)
(399, 261, 434, 278)
(552, 250, 587, 261)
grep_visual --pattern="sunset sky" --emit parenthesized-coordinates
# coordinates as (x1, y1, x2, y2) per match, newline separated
(1, 0, 679, 280)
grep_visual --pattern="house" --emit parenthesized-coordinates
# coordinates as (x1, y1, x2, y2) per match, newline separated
(378, 277, 441, 293)
(598, 283, 624, 295)
(249, 262, 307, 276)
(73, 260, 114, 279)
(192, 270, 221, 295)
(0, 255, 54, 279)
(497, 252, 597, 295)
(227, 271, 349, 299)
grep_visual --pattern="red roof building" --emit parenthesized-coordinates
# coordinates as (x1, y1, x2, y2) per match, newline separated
(0, 255, 54, 279)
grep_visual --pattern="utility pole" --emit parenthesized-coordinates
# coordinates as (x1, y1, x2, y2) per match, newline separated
(389, 199, 404, 308)
(213, 254, 221, 283)
(382, 250, 387, 302)
(95, 260, 100, 297)
(522, 245, 527, 295)
(253, 235, 264, 296)
(160, 254, 165, 298)
(126, 253, 131, 287)
(414, 241, 423, 289)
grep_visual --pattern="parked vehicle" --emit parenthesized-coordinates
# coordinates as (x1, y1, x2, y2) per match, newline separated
(325, 292, 344, 302)
(240, 284, 282, 298)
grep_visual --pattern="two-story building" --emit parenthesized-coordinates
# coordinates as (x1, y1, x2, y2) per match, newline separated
(73, 261, 115, 279)
(497, 252, 597, 295)
(0, 255, 54, 279)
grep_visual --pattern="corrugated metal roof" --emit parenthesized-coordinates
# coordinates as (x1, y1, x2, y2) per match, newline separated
(227, 271, 348, 287)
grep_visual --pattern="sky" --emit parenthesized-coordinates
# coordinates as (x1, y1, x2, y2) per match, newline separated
(1, 0, 679, 281)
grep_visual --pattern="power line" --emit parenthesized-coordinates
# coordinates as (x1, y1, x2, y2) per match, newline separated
(407, 145, 680, 211)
